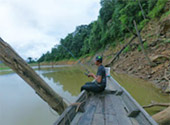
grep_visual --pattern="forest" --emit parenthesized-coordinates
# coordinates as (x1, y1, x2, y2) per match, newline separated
(38, 0, 168, 62)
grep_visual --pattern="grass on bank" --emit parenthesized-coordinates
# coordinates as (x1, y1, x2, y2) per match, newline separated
(0, 63, 9, 71)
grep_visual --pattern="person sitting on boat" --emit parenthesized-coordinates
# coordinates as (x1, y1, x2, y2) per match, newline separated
(81, 56, 106, 93)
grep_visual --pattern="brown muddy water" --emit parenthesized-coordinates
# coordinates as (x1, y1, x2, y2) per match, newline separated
(0, 65, 169, 125)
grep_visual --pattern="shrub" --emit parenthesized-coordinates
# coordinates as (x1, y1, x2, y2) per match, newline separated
(161, 10, 170, 20)
(138, 45, 142, 52)
(148, 0, 168, 18)
(123, 45, 131, 53)
(138, 42, 148, 52)
(143, 42, 148, 49)
(164, 39, 170, 43)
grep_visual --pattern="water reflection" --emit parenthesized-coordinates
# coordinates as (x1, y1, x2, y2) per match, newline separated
(0, 65, 170, 125)
(0, 65, 92, 125)
(41, 66, 92, 96)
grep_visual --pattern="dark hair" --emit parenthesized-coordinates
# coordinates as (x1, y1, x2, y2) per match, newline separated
(96, 56, 102, 63)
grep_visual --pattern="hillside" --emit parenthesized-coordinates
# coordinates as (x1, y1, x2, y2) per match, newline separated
(111, 14, 170, 93)
(38, 0, 170, 92)
(38, 0, 165, 62)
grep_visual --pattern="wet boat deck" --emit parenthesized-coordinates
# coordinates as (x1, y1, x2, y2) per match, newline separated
(55, 77, 157, 125)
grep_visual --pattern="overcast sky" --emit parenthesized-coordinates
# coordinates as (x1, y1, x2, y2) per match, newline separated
(0, 0, 101, 60)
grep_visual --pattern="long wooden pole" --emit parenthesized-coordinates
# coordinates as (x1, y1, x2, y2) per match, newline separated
(0, 38, 67, 114)
(105, 35, 136, 67)
(137, 0, 146, 20)
(133, 20, 153, 66)
(105, 22, 141, 67)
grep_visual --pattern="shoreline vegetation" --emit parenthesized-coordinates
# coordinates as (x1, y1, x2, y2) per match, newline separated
(34, 0, 170, 93)
(2, 1, 170, 93)
(0, 1, 169, 93)
(0, 0, 170, 124)
(1, 1, 169, 92)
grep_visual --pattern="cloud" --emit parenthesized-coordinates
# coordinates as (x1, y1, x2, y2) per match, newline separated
(0, 0, 101, 59)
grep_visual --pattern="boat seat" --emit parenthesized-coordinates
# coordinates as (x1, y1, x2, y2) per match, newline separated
(128, 109, 140, 117)
(116, 90, 124, 96)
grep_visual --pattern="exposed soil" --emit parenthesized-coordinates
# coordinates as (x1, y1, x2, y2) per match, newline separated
(76, 4, 170, 93)
(104, 9, 170, 92)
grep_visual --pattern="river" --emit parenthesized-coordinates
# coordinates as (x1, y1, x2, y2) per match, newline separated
(0, 65, 169, 125)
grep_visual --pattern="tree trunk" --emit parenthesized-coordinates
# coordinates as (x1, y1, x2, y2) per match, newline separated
(0, 38, 67, 114)
(153, 106, 170, 125)
(133, 20, 154, 66)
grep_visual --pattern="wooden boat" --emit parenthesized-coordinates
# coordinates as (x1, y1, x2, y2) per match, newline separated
(54, 76, 157, 125)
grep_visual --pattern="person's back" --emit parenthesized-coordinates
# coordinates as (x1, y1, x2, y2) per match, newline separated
(81, 56, 106, 93)
(96, 64, 106, 87)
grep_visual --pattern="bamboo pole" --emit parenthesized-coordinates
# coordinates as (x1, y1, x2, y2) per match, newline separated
(0, 38, 67, 114)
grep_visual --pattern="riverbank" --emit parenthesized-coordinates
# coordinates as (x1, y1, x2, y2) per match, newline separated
(81, 6, 170, 93)
(44, 9, 170, 93)
(1, 10, 169, 93)
(110, 12, 170, 93)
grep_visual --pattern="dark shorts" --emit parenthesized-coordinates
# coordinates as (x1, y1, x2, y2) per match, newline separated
(81, 82, 106, 93)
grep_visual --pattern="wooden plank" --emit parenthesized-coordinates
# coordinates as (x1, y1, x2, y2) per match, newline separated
(129, 118, 140, 125)
(104, 94, 119, 125)
(104, 95, 116, 115)
(94, 95, 104, 114)
(109, 95, 133, 125)
(121, 90, 156, 125)
(109, 77, 157, 125)
(54, 91, 87, 125)
(105, 114, 118, 125)
(56, 76, 157, 125)
(135, 114, 154, 125)
(77, 96, 98, 125)
(71, 112, 83, 125)
(92, 94, 118, 125)
(91, 114, 105, 125)
(93, 93, 128, 125)
(106, 78, 118, 91)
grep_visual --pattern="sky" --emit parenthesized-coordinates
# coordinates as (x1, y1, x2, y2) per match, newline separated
(0, 0, 101, 60)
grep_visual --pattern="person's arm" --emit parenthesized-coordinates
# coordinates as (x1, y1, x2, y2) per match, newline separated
(88, 73, 102, 83)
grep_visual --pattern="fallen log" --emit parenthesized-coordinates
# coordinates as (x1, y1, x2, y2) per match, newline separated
(105, 35, 136, 67)
(152, 106, 170, 125)
(143, 101, 170, 124)
(105, 23, 143, 67)
(143, 101, 170, 108)
(0, 38, 67, 114)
